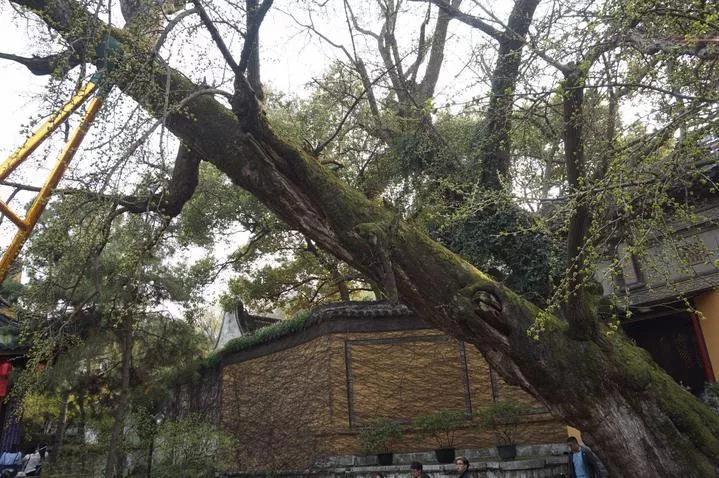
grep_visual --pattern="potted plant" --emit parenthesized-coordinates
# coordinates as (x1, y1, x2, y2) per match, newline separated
(412, 409, 465, 463)
(479, 400, 525, 461)
(358, 418, 403, 465)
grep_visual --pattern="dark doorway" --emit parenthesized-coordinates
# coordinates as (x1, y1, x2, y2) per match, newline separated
(623, 313, 706, 395)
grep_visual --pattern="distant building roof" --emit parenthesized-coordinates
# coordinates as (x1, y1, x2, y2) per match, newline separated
(598, 197, 719, 308)
(213, 300, 415, 353)
(214, 303, 281, 351)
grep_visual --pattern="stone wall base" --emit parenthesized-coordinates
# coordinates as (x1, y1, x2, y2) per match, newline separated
(221, 444, 570, 478)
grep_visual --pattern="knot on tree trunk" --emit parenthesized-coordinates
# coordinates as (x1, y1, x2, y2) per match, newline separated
(232, 75, 265, 133)
(469, 285, 510, 335)
(353, 221, 399, 303)
(453, 283, 512, 349)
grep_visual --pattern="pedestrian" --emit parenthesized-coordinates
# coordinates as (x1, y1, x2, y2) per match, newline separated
(409, 461, 430, 478)
(18, 446, 42, 476)
(566, 436, 606, 478)
(0, 445, 23, 477)
(455, 456, 470, 478)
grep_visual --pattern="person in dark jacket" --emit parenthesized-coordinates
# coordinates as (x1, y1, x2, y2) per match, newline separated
(567, 436, 606, 478)
(409, 461, 430, 478)
(455, 456, 470, 478)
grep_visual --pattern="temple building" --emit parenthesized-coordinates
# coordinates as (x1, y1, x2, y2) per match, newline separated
(174, 302, 566, 472)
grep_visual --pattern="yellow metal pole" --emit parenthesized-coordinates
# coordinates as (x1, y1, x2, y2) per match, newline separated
(0, 81, 97, 183)
(0, 201, 26, 230)
(0, 231, 28, 285)
(0, 94, 104, 284)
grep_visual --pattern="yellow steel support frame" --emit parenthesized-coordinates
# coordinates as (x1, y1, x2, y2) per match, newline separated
(0, 82, 103, 283)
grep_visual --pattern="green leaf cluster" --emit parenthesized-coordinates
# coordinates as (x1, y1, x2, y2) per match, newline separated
(477, 400, 527, 446)
(358, 418, 403, 454)
(412, 409, 466, 448)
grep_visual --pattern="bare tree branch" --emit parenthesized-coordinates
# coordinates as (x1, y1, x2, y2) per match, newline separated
(0, 51, 82, 76)
(374, 4, 412, 107)
(344, 1, 380, 40)
(409, 0, 503, 40)
(313, 91, 366, 157)
(403, 2, 431, 84)
(238, 0, 274, 101)
(153, 8, 198, 54)
(190, 0, 240, 75)
(2, 137, 199, 218)
(627, 31, 719, 60)
(416, 0, 462, 101)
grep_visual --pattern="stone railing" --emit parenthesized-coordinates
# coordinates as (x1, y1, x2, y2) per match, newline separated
(222, 444, 570, 478)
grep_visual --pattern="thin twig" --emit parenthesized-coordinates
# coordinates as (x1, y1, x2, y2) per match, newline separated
(191, 0, 240, 75)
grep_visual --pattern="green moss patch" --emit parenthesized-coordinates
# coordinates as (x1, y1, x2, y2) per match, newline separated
(199, 309, 313, 371)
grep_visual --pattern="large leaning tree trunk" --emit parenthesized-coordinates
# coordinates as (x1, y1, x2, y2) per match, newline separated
(6, 1, 719, 476)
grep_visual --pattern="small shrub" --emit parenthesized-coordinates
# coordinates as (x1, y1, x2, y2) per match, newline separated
(412, 409, 465, 448)
(150, 414, 235, 478)
(478, 400, 526, 446)
(358, 418, 403, 454)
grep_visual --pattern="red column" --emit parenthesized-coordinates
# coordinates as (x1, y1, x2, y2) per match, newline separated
(0, 362, 12, 398)
(691, 314, 716, 382)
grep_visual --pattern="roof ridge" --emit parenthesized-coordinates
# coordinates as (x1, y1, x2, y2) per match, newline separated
(310, 300, 412, 319)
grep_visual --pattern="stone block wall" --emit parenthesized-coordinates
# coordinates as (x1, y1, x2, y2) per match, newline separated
(222, 335, 332, 470)
(174, 363, 221, 423)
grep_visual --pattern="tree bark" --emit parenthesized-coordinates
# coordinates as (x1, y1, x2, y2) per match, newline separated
(105, 316, 133, 478)
(77, 391, 87, 472)
(334, 269, 350, 301)
(239, 0, 272, 101)
(466, 0, 541, 189)
(49, 389, 70, 466)
(560, 68, 598, 340)
(77, 391, 86, 444)
(8, 1, 719, 476)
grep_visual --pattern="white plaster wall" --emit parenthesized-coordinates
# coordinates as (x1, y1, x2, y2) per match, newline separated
(215, 311, 242, 350)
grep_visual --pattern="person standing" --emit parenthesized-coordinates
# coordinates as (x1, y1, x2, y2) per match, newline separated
(567, 436, 606, 478)
(409, 461, 430, 478)
(455, 456, 470, 478)
(20, 447, 42, 476)
(0, 445, 23, 477)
